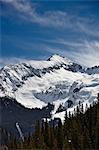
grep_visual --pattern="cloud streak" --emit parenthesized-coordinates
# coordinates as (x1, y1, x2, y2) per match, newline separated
(0, 57, 27, 68)
(69, 41, 99, 67)
(44, 39, 99, 67)
(0, 40, 99, 68)
(1, 0, 99, 37)
(1, 0, 99, 67)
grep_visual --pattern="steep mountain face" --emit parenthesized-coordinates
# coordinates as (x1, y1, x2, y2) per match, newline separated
(0, 97, 54, 136)
(0, 54, 99, 122)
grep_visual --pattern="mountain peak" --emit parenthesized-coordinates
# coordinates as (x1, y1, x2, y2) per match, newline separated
(0, 53, 99, 113)
(48, 54, 71, 64)
(48, 54, 64, 59)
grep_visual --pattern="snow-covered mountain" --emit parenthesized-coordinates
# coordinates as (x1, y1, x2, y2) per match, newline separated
(0, 54, 99, 121)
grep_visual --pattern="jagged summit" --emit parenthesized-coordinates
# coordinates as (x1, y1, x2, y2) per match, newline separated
(47, 54, 71, 65)
(1, 54, 99, 74)
(47, 54, 64, 60)
(0, 54, 72, 73)
(0, 54, 99, 118)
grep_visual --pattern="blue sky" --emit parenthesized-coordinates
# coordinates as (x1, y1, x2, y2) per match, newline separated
(0, 0, 99, 67)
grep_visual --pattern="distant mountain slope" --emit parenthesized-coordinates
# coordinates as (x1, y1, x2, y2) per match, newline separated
(0, 97, 54, 136)
(0, 54, 99, 121)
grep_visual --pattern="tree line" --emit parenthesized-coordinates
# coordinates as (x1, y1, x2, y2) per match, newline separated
(1, 94, 99, 150)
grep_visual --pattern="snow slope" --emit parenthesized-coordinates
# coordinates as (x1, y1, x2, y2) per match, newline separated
(0, 54, 99, 121)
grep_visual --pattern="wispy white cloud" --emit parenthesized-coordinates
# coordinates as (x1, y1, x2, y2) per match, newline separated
(0, 40, 99, 68)
(70, 41, 99, 67)
(0, 57, 27, 68)
(76, 21, 99, 38)
(1, 0, 99, 68)
(1, 0, 99, 37)
(2, 0, 72, 28)
(44, 40, 99, 67)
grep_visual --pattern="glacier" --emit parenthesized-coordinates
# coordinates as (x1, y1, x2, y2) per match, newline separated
(0, 54, 99, 121)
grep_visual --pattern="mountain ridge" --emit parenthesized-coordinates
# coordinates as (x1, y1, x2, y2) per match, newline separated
(0, 54, 99, 121)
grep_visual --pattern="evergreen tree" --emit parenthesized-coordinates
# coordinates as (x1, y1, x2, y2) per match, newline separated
(44, 117, 50, 148)
(5, 93, 99, 150)
(57, 119, 63, 150)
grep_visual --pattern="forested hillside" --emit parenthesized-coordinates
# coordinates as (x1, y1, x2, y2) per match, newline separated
(0, 94, 99, 150)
